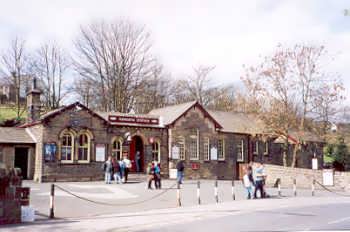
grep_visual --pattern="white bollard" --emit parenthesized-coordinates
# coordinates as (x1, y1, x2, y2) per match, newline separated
(214, 180, 219, 203)
(293, 179, 297, 197)
(197, 181, 201, 205)
(177, 182, 181, 207)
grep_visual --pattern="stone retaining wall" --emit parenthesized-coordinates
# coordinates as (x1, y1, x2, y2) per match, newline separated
(261, 163, 350, 191)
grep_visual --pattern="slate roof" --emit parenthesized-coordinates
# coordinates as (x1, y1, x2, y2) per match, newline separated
(148, 101, 197, 126)
(0, 127, 34, 143)
(207, 111, 267, 134)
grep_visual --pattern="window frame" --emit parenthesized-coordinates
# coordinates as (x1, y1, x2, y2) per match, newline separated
(152, 139, 161, 163)
(60, 130, 75, 164)
(189, 129, 199, 161)
(237, 139, 244, 162)
(178, 136, 186, 160)
(203, 137, 210, 161)
(263, 141, 269, 156)
(77, 132, 91, 163)
(218, 139, 225, 161)
(111, 137, 123, 160)
(253, 140, 259, 155)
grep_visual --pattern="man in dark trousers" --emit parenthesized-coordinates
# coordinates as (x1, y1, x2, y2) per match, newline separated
(254, 162, 266, 198)
(176, 160, 185, 184)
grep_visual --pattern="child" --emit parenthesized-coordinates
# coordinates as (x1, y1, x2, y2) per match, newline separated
(243, 167, 254, 199)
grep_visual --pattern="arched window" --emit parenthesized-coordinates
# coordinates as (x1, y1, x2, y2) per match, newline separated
(60, 129, 75, 163)
(152, 140, 160, 162)
(78, 133, 91, 162)
(111, 137, 123, 160)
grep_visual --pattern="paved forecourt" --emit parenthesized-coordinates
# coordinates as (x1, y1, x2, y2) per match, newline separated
(21, 175, 338, 219)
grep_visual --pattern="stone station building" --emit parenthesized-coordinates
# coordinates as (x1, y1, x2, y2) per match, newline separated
(0, 82, 324, 182)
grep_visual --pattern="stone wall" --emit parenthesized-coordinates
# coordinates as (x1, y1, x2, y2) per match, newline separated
(169, 106, 249, 180)
(261, 163, 350, 191)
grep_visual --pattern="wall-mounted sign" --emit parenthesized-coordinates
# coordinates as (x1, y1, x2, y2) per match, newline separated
(323, 169, 334, 186)
(96, 144, 106, 162)
(191, 163, 200, 170)
(172, 146, 179, 159)
(109, 115, 159, 125)
(210, 146, 218, 160)
(312, 158, 318, 170)
(44, 143, 56, 162)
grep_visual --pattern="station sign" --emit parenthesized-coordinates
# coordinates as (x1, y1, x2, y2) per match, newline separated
(109, 115, 159, 125)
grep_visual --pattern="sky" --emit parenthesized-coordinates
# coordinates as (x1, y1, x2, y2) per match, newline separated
(0, 0, 349, 102)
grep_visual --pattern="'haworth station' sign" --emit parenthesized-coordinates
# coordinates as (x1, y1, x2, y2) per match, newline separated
(108, 115, 159, 125)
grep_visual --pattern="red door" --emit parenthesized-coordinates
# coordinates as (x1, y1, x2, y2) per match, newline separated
(129, 136, 144, 172)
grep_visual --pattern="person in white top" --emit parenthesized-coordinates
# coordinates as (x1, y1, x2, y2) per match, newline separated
(242, 166, 254, 199)
(122, 153, 132, 183)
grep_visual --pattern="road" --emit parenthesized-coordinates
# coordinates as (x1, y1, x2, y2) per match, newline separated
(3, 196, 350, 231)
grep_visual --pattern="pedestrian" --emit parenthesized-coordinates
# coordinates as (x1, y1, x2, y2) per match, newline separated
(176, 160, 185, 184)
(103, 156, 113, 184)
(123, 153, 132, 183)
(242, 166, 254, 199)
(112, 157, 122, 184)
(147, 162, 155, 189)
(254, 162, 266, 199)
(154, 161, 161, 189)
(135, 151, 141, 172)
(119, 158, 125, 183)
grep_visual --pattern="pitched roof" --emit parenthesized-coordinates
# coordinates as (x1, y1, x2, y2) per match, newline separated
(148, 101, 198, 125)
(208, 111, 266, 134)
(20, 102, 108, 128)
(0, 127, 34, 143)
(148, 101, 222, 128)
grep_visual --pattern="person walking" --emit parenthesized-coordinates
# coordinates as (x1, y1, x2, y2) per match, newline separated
(243, 166, 254, 199)
(135, 151, 141, 172)
(119, 159, 125, 183)
(123, 154, 131, 183)
(103, 156, 113, 184)
(154, 162, 161, 189)
(176, 160, 185, 184)
(254, 162, 266, 199)
(112, 157, 122, 184)
(147, 162, 155, 189)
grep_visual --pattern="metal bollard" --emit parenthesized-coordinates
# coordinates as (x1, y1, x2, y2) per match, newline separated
(312, 179, 315, 196)
(232, 179, 235, 200)
(177, 182, 182, 207)
(293, 179, 297, 197)
(197, 181, 201, 205)
(278, 179, 281, 197)
(49, 184, 55, 219)
(214, 180, 219, 203)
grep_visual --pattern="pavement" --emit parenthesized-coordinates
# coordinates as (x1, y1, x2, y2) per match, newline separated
(2, 175, 350, 231)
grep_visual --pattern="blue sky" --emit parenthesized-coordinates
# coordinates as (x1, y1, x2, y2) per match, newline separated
(0, 0, 349, 102)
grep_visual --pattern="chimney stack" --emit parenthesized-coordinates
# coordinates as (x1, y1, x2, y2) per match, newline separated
(26, 77, 41, 123)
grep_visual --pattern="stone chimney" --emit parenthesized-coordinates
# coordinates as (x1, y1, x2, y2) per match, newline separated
(26, 77, 41, 123)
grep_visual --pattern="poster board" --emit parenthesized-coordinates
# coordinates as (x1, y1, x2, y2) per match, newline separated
(172, 146, 179, 159)
(312, 158, 318, 170)
(210, 146, 218, 160)
(44, 143, 56, 162)
(323, 169, 334, 186)
(95, 144, 106, 162)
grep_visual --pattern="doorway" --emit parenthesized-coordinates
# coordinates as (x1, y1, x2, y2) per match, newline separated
(129, 136, 144, 172)
(14, 147, 29, 179)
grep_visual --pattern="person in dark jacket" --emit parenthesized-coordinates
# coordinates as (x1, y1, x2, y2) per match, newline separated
(103, 156, 113, 184)
(112, 157, 122, 184)
(154, 162, 161, 189)
(176, 160, 185, 184)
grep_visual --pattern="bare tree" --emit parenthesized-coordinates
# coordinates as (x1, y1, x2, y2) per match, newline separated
(0, 37, 30, 119)
(30, 42, 69, 110)
(73, 20, 156, 113)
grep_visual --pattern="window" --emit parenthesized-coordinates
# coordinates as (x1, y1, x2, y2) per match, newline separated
(237, 139, 244, 162)
(152, 140, 160, 162)
(264, 141, 269, 155)
(218, 139, 225, 160)
(253, 141, 259, 155)
(189, 129, 199, 160)
(178, 136, 186, 160)
(112, 137, 123, 160)
(203, 137, 210, 161)
(61, 131, 74, 163)
(78, 133, 90, 162)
